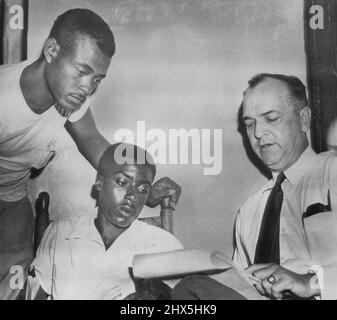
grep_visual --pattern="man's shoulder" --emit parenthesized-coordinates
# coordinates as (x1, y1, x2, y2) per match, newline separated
(0, 61, 30, 114)
(133, 219, 173, 237)
(0, 62, 19, 74)
(307, 150, 337, 177)
(131, 219, 183, 248)
(241, 179, 272, 206)
(47, 216, 83, 237)
(0, 61, 26, 80)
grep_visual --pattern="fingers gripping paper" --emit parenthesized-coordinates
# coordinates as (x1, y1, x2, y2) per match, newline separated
(132, 249, 233, 279)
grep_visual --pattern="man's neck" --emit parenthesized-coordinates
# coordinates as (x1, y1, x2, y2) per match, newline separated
(94, 211, 126, 251)
(20, 59, 55, 114)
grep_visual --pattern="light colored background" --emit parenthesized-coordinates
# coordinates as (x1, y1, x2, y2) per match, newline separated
(27, 0, 306, 253)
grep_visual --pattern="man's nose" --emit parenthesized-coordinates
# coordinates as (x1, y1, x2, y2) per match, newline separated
(125, 188, 137, 202)
(79, 77, 95, 96)
(254, 121, 267, 139)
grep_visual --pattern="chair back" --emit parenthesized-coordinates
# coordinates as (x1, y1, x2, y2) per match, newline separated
(34, 192, 50, 254)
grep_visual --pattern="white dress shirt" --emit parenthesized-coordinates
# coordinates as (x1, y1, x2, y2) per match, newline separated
(31, 212, 183, 300)
(233, 147, 337, 299)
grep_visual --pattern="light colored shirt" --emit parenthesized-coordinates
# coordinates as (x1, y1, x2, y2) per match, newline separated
(233, 147, 337, 299)
(0, 61, 90, 201)
(31, 213, 183, 300)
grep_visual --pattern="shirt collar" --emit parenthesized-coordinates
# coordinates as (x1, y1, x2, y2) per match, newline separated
(66, 211, 103, 246)
(66, 211, 140, 248)
(283, 146, 316, 185)
(263, 146, 317, 192)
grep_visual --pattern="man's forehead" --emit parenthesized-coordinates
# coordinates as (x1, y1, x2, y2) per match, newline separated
(70, 34, 111, 71)
(246, 78, 290, 98)
(243, 78, 291, 114)
(103, 162, 153, 180)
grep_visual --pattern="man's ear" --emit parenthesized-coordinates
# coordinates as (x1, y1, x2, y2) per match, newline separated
(43, 38, 60, 64)
(91, 178, 103, 206)
(300, 106, 311, 133)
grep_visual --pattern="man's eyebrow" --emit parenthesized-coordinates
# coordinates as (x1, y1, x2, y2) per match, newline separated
(137, 181, 152, 187)
(261, 110, 281, 117)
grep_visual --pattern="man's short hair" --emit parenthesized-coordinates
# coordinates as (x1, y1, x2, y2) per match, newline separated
(98, 143, 156, 181)
(246, 73, 308, 111)
(48, 8, 115, 57)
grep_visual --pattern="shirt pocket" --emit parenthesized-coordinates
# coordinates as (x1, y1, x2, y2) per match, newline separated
(303, 211, 337, 263)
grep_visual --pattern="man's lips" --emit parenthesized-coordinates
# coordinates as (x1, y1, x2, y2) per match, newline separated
(259, 143, 275, 151)
(69, 93, 86, 104)
(118, 205, 135, 216)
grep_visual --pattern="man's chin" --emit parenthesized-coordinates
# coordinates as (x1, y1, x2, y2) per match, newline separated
(260, 156, 283, 171)
(111, 218, 134, 229)
(55, 103, 74, 117)
(265, 161, 285, 172)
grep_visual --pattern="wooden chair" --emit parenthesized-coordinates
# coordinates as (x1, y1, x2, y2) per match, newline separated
(34, 192, 50, 255)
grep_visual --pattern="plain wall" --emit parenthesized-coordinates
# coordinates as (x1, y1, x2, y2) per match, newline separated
(27, 0, 306, 253)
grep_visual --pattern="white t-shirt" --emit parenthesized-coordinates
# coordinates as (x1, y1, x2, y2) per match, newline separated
(0, 61, 90, 201)
(31, 214, 183, 300)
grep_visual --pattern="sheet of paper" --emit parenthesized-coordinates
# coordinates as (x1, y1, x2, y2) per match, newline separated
(132, 248, 233, 279)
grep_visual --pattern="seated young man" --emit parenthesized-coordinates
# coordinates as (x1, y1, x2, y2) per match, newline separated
(29, 143, 183, 299)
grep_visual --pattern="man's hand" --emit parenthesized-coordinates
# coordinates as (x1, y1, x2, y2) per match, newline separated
(146, 177, 182, 209)
(246, 263, 320, 299)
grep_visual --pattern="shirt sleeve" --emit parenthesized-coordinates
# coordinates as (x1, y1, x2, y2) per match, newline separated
(309, 155, 337, 299)
(67, 96, 91, 123)
(30, 221, 58, 295)
(318, 263, 337, 300)
(319, 155, 337, 299)
(153, 228, 184, 252)
(232, 208, 250, 269)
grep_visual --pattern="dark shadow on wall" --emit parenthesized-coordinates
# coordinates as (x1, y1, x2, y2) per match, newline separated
(237, 102, 272, 180)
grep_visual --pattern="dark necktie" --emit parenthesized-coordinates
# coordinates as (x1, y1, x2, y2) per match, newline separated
(254, 172, 286, 264)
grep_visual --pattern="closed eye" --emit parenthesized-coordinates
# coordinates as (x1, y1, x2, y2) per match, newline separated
(76, 68, 87, 76)
(266, 116, 279, 123)
(244, 120, 254, 128)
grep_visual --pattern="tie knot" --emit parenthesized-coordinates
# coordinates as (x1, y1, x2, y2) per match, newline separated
(275, 172, 286, 190)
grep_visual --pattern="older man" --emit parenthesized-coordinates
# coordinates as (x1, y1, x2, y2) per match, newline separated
(235, 74, 322, 299)
(173, 74, 337, 300)
(0, 8, 180, 299)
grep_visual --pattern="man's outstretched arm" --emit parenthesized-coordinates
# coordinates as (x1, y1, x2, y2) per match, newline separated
(65, 108, 110, 170)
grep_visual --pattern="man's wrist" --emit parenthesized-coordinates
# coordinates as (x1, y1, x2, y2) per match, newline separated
(307, 271, 321, 298)
(145, 197, 158, 208)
